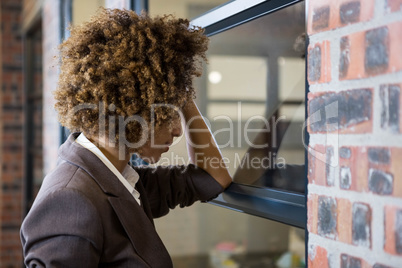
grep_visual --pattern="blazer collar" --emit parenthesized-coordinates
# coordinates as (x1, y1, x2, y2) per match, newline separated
(59, 133, 128, 197)
(59, 133, 155, 218)
(108, 196, 172, 267)
(58, 133, 172, 267)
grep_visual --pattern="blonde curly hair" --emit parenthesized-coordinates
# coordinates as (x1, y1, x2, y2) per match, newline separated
(54, 8, 208, 146)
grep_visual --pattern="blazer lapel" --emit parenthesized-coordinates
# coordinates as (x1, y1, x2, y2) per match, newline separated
(108, 196, 172, 268)
(59, 133, 172, 267)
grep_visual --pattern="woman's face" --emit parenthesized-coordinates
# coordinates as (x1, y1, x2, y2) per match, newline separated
(137, 117, 183, 164)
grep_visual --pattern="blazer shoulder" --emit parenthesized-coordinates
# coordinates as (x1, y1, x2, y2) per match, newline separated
(35, 161, 79, 197)
(38, 160, 104, 204)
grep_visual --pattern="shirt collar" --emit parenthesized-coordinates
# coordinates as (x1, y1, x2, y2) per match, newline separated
(75, 133, 140, 204)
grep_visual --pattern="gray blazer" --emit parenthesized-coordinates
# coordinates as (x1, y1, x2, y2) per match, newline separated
(20, 133, 223, 267)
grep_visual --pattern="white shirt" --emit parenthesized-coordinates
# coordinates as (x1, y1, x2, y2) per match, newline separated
(75, 133, 141, 205)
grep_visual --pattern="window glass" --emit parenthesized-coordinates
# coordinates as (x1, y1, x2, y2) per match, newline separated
(149, 0, 228, 20)
(155, 203, 306, 267)
(145, 1, 307, 265)
(207, 56, 267, 101)
(195, 1, 306, 193)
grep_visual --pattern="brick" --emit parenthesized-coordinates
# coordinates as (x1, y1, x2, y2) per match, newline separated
(318, 196, 337, 239)
(308, 194, 319, 234)
(312, 6, 330, 31)
(340, 254, 371, 268)
(340, 147, 351, 159)
(339, 36, 350, 79)
(352, 203, 371, 248)
(338, 31, 365, 80)
(373, 264, 392, 268)
(340, 254, 361, 268)
(397, 209, 402, 254)
(340, 22, 402, 80)
(380, 84, 400, 133)
(339, 147, 369, 192)
(390, 148, 402, 197)
(308, 45, 322, 82)
(308, 144, 327, 186)
(308, 245, 329, 268)
(385, 0, 402, 13)
(308, 41, 331, 84)
(365, 26, 389, 75)
(386, 22, 402, 73)
(345, 0, 374, 25)
(340, 166, 352, 189)
(384, 206, 402, 255)
(337, 198, 352, 244)
(340, 1, 360, 24)
(308, 144, 336, 186)
(368, 169, 393, 195)
(368, 147, 391, 164)
(308, 89, 373, 134)
(326, 147, 335, 186)
(307, 0, 374, 34)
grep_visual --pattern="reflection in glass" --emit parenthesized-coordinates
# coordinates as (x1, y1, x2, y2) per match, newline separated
(167, 205, 306, 268)
(148, 2, 307, 267)
(196, 1, 306, 193)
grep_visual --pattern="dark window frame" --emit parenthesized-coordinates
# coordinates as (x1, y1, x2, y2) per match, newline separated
(59, 0, 73, 144)
(192, 0, 308, 230)
(23, 18, 43, 215)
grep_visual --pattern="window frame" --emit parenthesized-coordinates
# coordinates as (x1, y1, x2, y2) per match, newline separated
(59, 0, 73, 145)
(191, 0, 308, 230)
(23, 18, 43, 215)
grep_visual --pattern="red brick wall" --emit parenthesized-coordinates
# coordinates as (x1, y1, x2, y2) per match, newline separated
(0, 0, 61, 266)
(307, 0, 402, 267)
(0, 0, 133, 266)
(0, 0, 24, 266)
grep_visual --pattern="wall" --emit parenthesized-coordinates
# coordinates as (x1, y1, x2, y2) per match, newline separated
(73, 0, 105, 26)
(0, 1, 132, 266)
(105, 0, 130, 10)
(0, 0, 58, 266)
(306, 0, 402, 267)
(0, 0, 24, 266)
(42, 0, 62, 176)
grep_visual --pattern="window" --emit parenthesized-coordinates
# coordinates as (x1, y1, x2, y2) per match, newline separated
(166, 205, 306, 267)
(23, 20, 43, 214)
(147, 1, 308, 265)
(191, 0, 307, 229)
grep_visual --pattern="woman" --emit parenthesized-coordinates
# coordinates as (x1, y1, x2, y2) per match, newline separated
(20, 8, 231, 267)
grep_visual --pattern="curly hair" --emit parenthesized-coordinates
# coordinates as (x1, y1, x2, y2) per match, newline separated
(54, 8, 208, 147)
